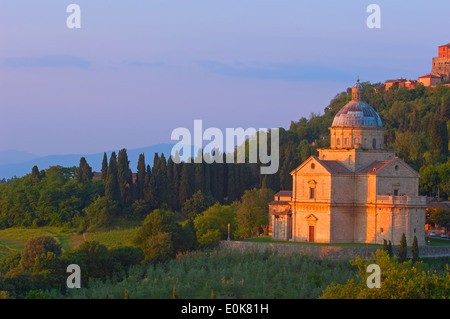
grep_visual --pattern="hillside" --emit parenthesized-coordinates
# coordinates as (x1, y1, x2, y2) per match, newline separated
(0, 82, 448, 230)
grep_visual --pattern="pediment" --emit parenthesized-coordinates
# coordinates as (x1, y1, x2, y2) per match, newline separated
(290, 156, 333, 176)
(358, 157, 420, 178)
(305, 214, 318, 221)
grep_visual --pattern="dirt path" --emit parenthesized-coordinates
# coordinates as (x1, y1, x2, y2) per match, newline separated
(70, 234, 85, 249)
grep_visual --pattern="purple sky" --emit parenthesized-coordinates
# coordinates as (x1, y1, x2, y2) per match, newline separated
(0, 1, 449, 156)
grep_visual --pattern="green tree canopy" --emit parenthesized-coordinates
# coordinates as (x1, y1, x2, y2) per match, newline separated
(234, 188, 275, 238)
(320, 249, 450, 299)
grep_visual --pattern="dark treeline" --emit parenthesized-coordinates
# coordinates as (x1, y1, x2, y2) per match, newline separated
(101, 149, 264, 211)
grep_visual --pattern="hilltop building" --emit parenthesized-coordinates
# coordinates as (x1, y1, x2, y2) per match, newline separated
(269, 80, 426, 246)
(431, 43, 450, 81)
(383, 43, 449, 90)
(418, 74, 442, 87)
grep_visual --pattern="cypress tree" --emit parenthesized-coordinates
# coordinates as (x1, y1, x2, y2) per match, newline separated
(165, 156, 177, 210)
(126, 168, 135, 204)
(387, 240, 393, 257)
(179, 163, 190, 206)
(105, 152, 119, 202)
(398, 233, 407, 262)
(158, 153, 172, 208)
(136, 153, 146, 200)
(227, 164, 236, 202)
(170, 157, 180, 210)
(117, 149, 130, 207)
(143, 167, 156, 208)
(31, 165, 40, 183)
(382, 239, 388, 253)
(203, 160, 211, 196)
(101, 152, 108, 180)
(78, 157, 92, 183)
(194, 162, 203, 193)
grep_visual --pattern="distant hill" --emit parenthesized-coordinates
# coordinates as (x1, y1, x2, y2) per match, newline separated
(0, 144, 179, 179)
(0, 150, 38, 166)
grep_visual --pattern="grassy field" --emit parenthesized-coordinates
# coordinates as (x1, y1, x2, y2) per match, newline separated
(242, 235, 450, 247)
(240, 235, 383, 247)
(0, 217, 143, 260)
(0, 227, 75, 258)
(0, 226, 140, 260)
(425, 237, 450, 246)
(84, 228, 138, 248)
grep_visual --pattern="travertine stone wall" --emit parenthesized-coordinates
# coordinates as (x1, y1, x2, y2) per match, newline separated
(219, 240, 450, 260)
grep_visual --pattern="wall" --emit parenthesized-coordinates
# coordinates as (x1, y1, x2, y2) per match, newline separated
(219, 240, 450, 260)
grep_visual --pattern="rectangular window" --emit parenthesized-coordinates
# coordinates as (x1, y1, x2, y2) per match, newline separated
(309, 188, 315, 199)
(393, 189, 399, 196)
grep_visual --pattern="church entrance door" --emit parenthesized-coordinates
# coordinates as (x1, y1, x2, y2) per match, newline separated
(309, 225, 315, 242)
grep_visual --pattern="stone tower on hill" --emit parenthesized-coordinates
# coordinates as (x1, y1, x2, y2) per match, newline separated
(431, 43, 450, 80)
(269, 80, 426, 246)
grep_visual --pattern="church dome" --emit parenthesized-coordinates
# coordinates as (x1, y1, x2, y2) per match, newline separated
(331, 79, 383, 127)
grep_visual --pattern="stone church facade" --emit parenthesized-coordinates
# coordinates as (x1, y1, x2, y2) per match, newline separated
(269, 80, 426, 246)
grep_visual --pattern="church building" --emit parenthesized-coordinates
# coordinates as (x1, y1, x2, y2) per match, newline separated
(269, 80, 426, 246)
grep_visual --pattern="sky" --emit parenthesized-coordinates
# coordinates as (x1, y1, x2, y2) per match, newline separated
(0, 0, 449, 156)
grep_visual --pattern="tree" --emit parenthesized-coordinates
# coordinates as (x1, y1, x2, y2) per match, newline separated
(430, 116, 448, 163)
(387, 240, 393, 257)
(196, 229, 221, 249)
(428, 208, 450, 231)
(234, 188, 275, 238)
(319, 249, 450, 299)
(110, 246, 145, 273)
(136, 153, 146, 200)
(83, 196, 119, 230)
(133, 209, 194, 263)
(382, 239, 388, 252)
(62, 241, 119, 284)
(178, 163, 192, 206)
(398, 233, 407, 263)
(105, 152, 119, 202)
(20, 236, 62, 270)
(117, 149, 131, 207)
(194, 203, 236, 245)
(141, 232, 173, 264)
(182, 190, 216, 221)
(31, 165, 40, 183)
(419, 165, 440, 198)
(101, 152, 108, 180)
(77, 157, 93, 183)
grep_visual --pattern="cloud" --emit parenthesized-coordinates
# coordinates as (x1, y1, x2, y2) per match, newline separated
(197, 60, 355, 82)
(4, 55, 91, 69)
